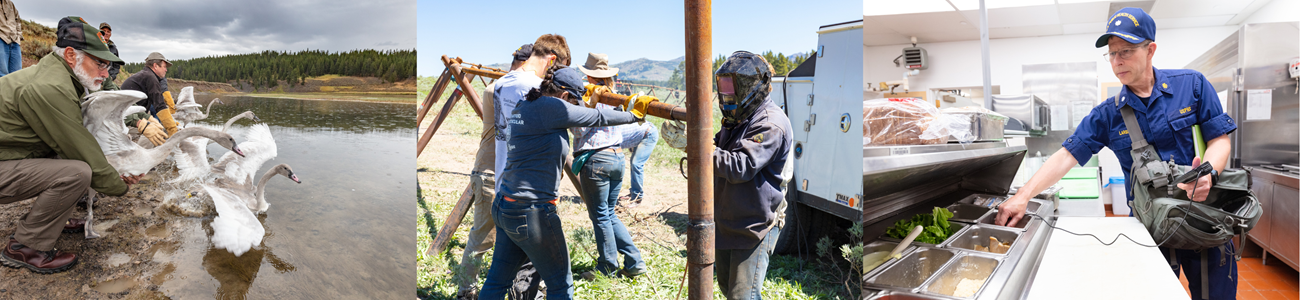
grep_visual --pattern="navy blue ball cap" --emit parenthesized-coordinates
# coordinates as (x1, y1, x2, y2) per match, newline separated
(552, 67, 586, 98)
(513, 44, 533, 62)
(1096, 7, 1156, 48)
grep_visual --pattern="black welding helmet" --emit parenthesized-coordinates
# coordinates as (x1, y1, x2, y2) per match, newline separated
(715, 51, 772, 128)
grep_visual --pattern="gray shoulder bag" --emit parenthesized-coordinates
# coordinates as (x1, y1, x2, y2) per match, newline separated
(1121, 105, 1260, 299)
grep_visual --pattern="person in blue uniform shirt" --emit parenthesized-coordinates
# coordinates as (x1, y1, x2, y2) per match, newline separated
(996, 7, 1237, 299)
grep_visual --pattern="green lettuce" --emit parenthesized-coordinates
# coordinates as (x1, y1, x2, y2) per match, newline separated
(885, 207, 958, 245)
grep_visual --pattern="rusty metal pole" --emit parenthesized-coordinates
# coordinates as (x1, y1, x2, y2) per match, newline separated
(685, 0, 714, 299)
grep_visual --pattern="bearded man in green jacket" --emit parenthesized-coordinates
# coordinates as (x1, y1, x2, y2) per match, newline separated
(0, 16, 140, 274)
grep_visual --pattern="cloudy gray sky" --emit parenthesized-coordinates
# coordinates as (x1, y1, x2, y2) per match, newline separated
(18, 0, 415, 63)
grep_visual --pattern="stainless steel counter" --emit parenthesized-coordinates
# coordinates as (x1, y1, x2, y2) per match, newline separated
(863, 196, 1055, 300)
(1247, 166, 1300, 271)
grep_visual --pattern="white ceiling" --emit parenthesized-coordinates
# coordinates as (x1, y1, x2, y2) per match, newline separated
(863, 0, 1274, 46)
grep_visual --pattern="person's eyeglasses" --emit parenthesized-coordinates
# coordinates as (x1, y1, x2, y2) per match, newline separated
(1103, 42, 1150, 62)
(92, 58, 111, 70)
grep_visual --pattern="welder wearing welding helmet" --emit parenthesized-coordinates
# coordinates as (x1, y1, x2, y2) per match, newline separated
(716, 51, 773, 128)
(711, 50, 793, 300)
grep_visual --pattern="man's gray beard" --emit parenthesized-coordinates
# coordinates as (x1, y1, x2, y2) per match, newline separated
(71, 52, 105, 92)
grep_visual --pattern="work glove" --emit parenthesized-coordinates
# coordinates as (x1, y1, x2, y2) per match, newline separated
(137, 117, 168, 146)
(582, 84, 612, 108)
(163, 90, 177, 110)
(660, 120, 687, 150)
(626, 93, 658, 120)
(156, 108, 180, 136)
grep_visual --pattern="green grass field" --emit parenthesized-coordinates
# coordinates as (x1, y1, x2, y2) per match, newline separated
(415, 74, 861, 300)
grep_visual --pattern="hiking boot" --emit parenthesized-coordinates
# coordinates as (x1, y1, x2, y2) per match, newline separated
(62, 218, 86, 233)
(619, 266, 647, 279)
(1, 237, 77, 274)
(619, 194, 643, 208)
(580, 270, 598, 281)
(456, 287, 479, 300)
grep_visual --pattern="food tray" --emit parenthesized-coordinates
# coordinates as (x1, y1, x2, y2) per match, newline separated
(941, 225, 1022, 256)
(921, 254, 1003, 298)
(868, 248, 958, 290)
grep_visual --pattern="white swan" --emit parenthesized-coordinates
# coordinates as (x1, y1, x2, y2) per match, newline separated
(170, 111, 262, 184)
(81, 90, 245, 176)
(172, 86, 224, 127)
(211, 123, 279, 212)
(203, 163, 299, 256)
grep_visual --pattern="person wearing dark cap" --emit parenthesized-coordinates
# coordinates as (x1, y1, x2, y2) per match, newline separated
(0, 0, 20, 76)
(996, 7, 1237, 299)
(711, 51, 793, 300)
(480, 66, 649, 299)
(0, 16, 141, 274)
(120, 52, 176, 145)
(453, 43, 534, 299)
(97, 22, 122, 90)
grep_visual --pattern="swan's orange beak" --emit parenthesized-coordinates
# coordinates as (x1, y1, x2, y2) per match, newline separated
(289, 173, 301, 184)
(232, 145, 246, 157)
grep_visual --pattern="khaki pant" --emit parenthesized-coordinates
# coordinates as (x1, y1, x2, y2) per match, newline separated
(0, 159, 91, 251)
(457, 172, 496, 290)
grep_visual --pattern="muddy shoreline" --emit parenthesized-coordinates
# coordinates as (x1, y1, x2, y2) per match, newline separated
(0, 169, 200, 299)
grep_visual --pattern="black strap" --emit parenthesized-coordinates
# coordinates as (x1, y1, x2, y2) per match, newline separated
(1200, 250, 1209, 300)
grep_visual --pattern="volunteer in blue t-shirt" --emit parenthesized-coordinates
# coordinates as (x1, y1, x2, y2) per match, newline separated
(479, 66, 645, 300)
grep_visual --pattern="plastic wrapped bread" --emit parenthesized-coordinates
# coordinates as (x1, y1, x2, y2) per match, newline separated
(863, 98, 958, 145)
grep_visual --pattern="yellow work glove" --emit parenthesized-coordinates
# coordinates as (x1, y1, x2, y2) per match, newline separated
(163, 90, 177, 110)
(625, 93, 658, 119)
(137, 117, 168, 146)
(582, 84, 612, 108)
(159, 90, 180, 135)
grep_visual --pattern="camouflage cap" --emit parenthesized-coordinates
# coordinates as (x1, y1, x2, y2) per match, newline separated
(55, 16, 123, 63)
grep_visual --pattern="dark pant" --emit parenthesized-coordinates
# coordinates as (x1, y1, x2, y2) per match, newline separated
(716, 225, 781, 300)
(578, 150, 644, 274)
(480, 195, 572, 300)
(1162, 242, 1238, 300)
(0, 159, 91, 251)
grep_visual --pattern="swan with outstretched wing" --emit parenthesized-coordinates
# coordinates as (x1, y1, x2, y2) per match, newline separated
(81, 90, 245, 176)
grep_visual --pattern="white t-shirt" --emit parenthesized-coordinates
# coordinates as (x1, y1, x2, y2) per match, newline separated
(492, 70, 543, 192)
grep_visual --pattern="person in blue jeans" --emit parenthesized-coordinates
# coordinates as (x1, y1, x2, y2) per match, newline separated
(712, 51, 793, 299)
(617, 122, 658, 206)
(0, 0, 21, 76)
(572, 52, 646, 277)
(480, 66, 644, 300)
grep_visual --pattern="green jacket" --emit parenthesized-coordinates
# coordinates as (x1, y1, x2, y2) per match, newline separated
(0, 53, 127, 196)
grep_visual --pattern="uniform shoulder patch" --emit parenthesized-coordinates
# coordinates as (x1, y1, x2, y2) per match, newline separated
(750, 133, 764, 144)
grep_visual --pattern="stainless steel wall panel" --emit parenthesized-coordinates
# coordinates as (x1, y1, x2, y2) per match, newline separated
(1021, 62, 1099, 156)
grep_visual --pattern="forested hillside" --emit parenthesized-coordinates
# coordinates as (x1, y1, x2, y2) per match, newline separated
(124, 49, 416, 89)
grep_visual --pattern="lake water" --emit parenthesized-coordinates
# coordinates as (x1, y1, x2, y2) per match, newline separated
(151, 95, 415, 299)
